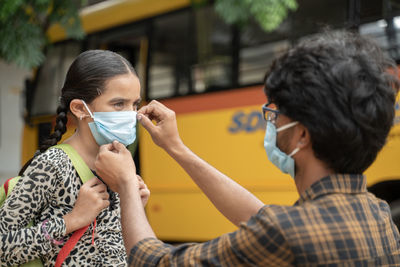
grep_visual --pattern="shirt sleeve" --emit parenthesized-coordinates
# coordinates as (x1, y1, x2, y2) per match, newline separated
(128, 206, 294, 266)
(0, 152, 66, 266)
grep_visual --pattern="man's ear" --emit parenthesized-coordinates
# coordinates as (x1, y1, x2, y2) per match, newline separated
(70, 99, 89, 120)
(297, 123, 311, 149)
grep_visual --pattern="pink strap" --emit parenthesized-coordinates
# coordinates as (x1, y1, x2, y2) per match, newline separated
(4, 177, 13, 195)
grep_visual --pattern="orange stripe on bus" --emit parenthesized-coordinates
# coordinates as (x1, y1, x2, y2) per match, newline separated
(160, 86, 266, 114)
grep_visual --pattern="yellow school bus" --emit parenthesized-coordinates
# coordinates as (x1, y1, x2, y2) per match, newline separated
(22, 0, 400, 241)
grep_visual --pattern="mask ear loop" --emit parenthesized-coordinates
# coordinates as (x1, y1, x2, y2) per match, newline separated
(81, 100, 95, 119)
(276, 121, 299, 132)
(276, 121, 300, 157)
(288, 147, 300, 157)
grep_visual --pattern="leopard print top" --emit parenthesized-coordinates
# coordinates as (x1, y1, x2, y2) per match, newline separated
(0, 147, 127, 266)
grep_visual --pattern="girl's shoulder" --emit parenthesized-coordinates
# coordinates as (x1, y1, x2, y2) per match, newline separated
(41, 146, 70, 161)
(20, 147, 75, 190)
(29, 146, 73, 172)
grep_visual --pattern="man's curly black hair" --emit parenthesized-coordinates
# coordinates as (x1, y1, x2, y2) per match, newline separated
(264, 31, 400, 174)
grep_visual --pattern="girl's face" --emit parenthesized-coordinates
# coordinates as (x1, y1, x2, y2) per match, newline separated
(88, 73, 141, 113)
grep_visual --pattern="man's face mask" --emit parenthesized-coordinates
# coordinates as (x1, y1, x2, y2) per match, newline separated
(81, 100, 137, 146)
(264, 121, 299, 178)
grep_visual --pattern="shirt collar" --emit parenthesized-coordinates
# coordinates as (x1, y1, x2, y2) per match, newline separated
(296, 174, 367, 205)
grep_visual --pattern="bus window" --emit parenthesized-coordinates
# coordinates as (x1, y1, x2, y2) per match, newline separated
(148, 7, 234, 99)
(148, 10, 192, 99)
(239, 40, 289, 85)
(360, 17, 400, 60)
(239, 20, 290, 86)
(191, 6, 233, 93)
(291, 0, 348, 38)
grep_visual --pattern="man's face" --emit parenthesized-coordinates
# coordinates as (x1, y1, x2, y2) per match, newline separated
(274, 114, 297, 155)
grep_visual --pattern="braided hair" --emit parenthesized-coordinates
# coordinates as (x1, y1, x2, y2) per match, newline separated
(39, 102, 68, 152)
(19, 50, 137, 175)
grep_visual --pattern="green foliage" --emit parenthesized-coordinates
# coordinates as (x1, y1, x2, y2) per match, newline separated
(214, 0, 298, 32)
(0, 0, 86, 69)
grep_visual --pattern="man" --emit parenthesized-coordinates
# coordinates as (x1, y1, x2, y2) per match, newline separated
(95, 31, 400, 266)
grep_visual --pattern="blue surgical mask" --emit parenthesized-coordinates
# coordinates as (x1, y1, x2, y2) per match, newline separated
(82, 100, 137, 146)
(264, 121, 300, 178)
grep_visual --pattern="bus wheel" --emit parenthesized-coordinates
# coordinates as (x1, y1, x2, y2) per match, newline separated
(390, 199, 400, 229)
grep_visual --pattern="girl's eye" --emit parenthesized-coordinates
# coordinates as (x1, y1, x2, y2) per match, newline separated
(114, 102, 124, 108)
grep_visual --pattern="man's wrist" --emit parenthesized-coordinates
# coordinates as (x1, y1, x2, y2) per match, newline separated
(117, 176, 139, 196)
(165, 139, 187, 158)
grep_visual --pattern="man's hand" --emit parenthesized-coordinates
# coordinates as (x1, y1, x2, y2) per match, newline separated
(95, 143, 156, 252)
(137, 100, 184, 152)
(95, 141, 138, 194)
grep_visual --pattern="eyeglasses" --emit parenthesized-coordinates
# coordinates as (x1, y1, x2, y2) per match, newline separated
(262, 102, 280, 122)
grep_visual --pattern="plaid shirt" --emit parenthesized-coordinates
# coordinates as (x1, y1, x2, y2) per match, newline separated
(129, 174, 400, 266)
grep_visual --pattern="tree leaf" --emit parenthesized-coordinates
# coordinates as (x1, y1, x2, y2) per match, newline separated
(214, 0, 298, 32)
(0, 0, 86, 68)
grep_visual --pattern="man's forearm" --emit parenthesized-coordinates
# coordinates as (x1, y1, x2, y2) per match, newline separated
(118, 180, 156, 252)
(165, 143, 264, 226)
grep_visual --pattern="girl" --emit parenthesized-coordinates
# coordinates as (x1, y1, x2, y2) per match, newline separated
(0, 50, 149, 266)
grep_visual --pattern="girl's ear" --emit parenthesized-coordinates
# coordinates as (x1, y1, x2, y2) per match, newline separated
(70, 99, 89, 120)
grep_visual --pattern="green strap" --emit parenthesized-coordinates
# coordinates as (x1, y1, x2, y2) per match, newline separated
(6, 176, 21, 195)
(1, 176, 21, 204)
(53, 144, 94, 183)
(0, 182, 7, 204)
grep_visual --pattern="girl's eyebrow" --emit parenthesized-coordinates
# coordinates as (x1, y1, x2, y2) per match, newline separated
(134, 98, 142, 105)
(108, 97, 142, 105)
(108, 97, 127, 103)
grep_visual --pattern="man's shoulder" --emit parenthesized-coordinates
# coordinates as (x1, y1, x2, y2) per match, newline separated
(258, 204, 307, 228)
(257, 200, 344, 233)
(259, 204, 303, 217)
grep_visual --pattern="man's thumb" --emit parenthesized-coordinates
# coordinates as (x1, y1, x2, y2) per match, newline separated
(137, 114, 156, 133)
(112, 140, 126, 152)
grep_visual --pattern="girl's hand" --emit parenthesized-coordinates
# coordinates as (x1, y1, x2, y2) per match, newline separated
(137, 175, 150, 207)
(63, 177, 109, 234)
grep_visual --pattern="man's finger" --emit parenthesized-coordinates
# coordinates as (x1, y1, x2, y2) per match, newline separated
(98, 143, 114, 153)
(112, 140, 127, 153)
(138, 104, 162, 120)
(137, 113, 158, 134)
(138, 101, 170, 121)
(148, 100, 171, 112)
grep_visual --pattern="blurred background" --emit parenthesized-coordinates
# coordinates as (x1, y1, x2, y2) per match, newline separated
(0, 0, 399, 241)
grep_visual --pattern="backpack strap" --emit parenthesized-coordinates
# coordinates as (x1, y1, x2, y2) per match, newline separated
(55, 225, 90, 267)
(51, 144, 95, 267)
(53, 144, 93, 183)
(0, 176, 21, 204)
(5, 176, 21, 196)
(4, 177, 10, 195)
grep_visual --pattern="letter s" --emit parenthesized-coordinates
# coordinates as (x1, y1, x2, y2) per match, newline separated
(228, 112, 245, 133)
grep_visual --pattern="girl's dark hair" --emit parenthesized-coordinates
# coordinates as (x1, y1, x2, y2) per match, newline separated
(264, 31, 399, 174)
(19, 50, 136, 175)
